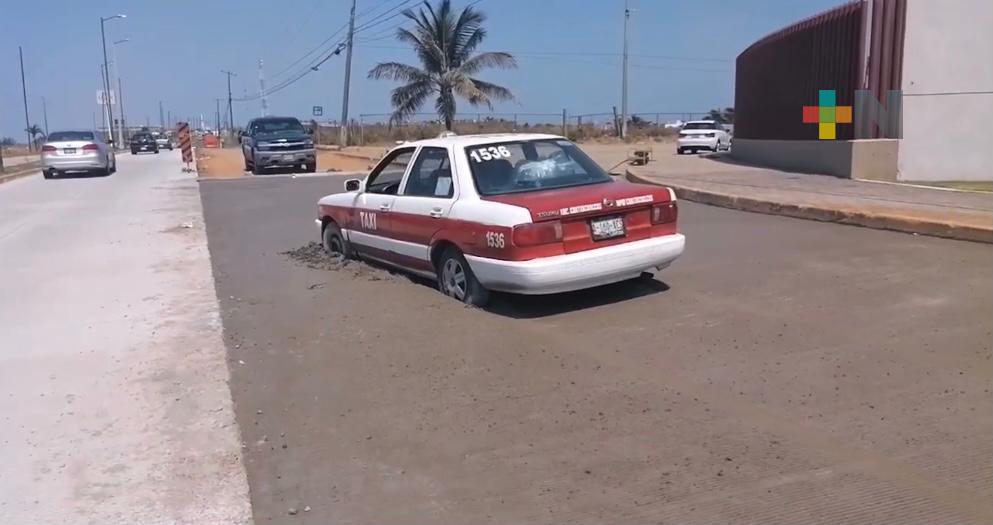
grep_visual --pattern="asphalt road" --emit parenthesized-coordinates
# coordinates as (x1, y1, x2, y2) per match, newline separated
(0, 152, 251, 524)
(201, 175, 993, 524)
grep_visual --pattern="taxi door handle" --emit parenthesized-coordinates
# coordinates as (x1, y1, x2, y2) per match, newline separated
(379, 204, 391, 211)
(429, 207, 444, 218)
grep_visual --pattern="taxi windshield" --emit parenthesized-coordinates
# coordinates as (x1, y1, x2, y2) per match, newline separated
(465, 139, 611, 196)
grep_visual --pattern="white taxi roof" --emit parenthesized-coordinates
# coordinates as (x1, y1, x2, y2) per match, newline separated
(393, 133, 565, 150)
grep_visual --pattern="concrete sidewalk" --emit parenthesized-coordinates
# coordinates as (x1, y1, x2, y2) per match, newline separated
(627, 159, 993, 243)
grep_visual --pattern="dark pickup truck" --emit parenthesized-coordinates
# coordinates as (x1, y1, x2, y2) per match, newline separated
(240, 116, 316, 175)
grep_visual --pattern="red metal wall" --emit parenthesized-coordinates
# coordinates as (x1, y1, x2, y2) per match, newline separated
(734, 0, 905, 141)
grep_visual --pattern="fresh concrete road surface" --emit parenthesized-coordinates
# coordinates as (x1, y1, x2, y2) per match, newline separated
(201, 176, 992, 524)
(0, 152, 251, 524)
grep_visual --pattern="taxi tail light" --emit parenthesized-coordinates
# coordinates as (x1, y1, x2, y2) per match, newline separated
(513, 220, 563, 246)
(81, 143, 100, 151)
(651, 201, 677, 224)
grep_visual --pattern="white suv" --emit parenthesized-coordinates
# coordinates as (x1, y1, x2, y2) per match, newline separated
(677, 120, 731, 154)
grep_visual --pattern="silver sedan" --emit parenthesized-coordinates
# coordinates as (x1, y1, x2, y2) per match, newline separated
(41, 130, 117, 179)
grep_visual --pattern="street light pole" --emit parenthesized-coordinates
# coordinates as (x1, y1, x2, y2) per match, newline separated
(118, 77, 127, 144)
(112, 38, 129, 148)
(42, 97, 49, 136)
(100, 14, 126, 146)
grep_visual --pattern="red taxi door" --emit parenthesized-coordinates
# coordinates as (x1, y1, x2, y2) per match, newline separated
(348, 148, 416, 261)
(389, 146, 457, 273)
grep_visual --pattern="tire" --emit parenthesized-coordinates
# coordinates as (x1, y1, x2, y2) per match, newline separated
(131, 149, 137, 155)
(250, 151, 262, 175)
(436, 247, 489, 307)
(677, 148, 685, 155)
(43, 169, 54, 179)
(322, 222, 352, 258)
(304, 162, 317, 173)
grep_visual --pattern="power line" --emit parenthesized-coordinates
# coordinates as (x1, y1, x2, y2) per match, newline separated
(267, 0, 417, 84)
(356, 20, 407, 42)
(233, 43, 346, 102)
(359, 44, 731, 63)
(269, 22, 349, 81)
(353, 0, 420, 33)
(359, 45, 729, 72)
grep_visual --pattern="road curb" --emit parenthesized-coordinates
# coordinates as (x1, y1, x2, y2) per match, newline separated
(626, 169, 993, 244)
(0, 167, 38, 186)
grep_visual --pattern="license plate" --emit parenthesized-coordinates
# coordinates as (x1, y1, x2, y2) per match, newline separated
(63, 148, 76, 154)
(590, 216, 625, 240)
(281, 154, 295, 162)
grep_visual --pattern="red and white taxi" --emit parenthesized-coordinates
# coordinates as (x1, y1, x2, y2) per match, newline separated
(316, 133, 685, 305)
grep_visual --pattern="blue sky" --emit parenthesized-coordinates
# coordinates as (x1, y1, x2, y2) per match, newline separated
(0, 0, 841, 139)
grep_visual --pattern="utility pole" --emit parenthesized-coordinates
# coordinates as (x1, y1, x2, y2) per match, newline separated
(620, 0, 630, 139)
(159, 101, 165, 130)
(118, 77, 127, 143)
(112, 38, 129, 148)
(99, 15, 126, 146)
(221, 70, 237, 134)
(19, 46, 31, 150)
(258, 59, 268, 117)
(215, 98, 221, 135)
(167, 110, 172, 129)
(42, 96, 49, 136)
(339, 0, 357, 146)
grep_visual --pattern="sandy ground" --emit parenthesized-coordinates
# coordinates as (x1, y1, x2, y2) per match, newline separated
(196, 147, 381, 179)
(199, 174, 992, 524)
(0, 151, 251, 524)
(193, 143, 668, 180)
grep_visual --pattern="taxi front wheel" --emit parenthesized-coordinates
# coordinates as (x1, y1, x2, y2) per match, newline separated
(322, 222, 353, 259)
(437, 247, 490, 307)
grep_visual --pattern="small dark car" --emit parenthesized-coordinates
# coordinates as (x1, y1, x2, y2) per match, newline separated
(130, 133, 159, 154)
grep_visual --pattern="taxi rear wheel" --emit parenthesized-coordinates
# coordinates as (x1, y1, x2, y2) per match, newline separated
(437, 248, 489, 307)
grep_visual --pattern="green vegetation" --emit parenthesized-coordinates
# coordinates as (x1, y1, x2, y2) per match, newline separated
(368, 0, 517, 130)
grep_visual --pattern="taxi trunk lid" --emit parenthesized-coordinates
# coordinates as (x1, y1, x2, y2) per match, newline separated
(482, 180, 675, 254)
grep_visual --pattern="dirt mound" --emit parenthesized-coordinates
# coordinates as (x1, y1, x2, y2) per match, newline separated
(282, 242, 405, 282)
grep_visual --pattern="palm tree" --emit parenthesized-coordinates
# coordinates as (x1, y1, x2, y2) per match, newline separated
(25, 124, 44, 151)
(368, 0, 517, 130)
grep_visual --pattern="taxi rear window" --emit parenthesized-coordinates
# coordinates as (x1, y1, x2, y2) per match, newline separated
(465, 139, 611, 196)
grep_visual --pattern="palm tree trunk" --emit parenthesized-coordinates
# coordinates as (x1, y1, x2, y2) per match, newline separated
(441, 87, 455, 131)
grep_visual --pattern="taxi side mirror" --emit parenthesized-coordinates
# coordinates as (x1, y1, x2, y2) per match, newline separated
(345, 178, 361, 192)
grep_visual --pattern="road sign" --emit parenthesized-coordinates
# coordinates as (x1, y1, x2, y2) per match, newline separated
(177, 122, 193, 164)
(312, 106, 323, 117)
(97, 90, 116, 106)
